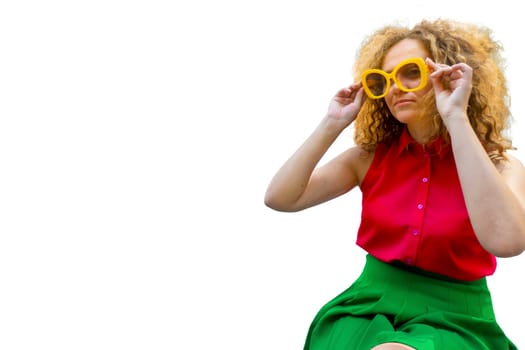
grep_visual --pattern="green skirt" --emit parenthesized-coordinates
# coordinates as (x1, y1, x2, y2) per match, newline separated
(304, 254, 516, 350)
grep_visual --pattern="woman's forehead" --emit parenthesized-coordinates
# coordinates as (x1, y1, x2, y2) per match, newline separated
(382, 39, 428, 71)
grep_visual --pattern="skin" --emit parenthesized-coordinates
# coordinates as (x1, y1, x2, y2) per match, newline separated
(371, 343, 415, 350)
(264, 38, 525, 348)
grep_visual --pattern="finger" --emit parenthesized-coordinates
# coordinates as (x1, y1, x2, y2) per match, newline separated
(451, 63, 472, 80)
(428, 68, 450, 90)
(355, 86, 365, 104)
(430, 65, 452, 79)
(425, 58, 449, 73)
(449, 68, 464, 80)
(425, 57, 436, 65)
(347, 82, 362, 91)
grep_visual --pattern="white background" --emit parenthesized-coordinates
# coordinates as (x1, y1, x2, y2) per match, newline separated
(1, 1, 524, 349)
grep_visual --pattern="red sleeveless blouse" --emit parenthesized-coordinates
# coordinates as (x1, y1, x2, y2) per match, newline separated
(356, 127, 496, 281)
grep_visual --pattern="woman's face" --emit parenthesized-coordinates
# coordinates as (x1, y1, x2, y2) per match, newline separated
(381, 39, 433, 125)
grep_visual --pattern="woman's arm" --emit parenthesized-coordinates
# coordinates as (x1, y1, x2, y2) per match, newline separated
(428, 58, 525, 257)
(447, 119, 525, 257)
(264, 83, 365, 212)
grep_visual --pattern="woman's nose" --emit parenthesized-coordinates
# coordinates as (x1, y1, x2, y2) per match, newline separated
(389, 79, 401, 94)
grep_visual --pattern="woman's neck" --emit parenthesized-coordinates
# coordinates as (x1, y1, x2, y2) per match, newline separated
(407, 120, 435, 145)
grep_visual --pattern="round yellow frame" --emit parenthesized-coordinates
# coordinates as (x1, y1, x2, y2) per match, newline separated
(361, 57, 429, 99)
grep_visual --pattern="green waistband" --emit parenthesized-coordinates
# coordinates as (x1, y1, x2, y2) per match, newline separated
(364, 254, 488, 288)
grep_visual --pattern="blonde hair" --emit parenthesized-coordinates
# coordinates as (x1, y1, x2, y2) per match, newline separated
(353, 18, 513, 161)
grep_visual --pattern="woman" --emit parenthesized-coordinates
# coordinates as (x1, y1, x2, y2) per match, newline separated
(264, 18, 525, 349)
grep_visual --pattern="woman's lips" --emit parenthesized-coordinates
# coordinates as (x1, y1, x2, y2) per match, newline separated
(394, 99, 414, 107)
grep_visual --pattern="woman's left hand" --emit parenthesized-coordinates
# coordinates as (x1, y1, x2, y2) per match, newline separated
(426, 58, 473, 126)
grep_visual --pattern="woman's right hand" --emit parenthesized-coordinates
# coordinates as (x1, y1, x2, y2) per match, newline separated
(264, 82, 365, 212)
(326, 82, 365, 127)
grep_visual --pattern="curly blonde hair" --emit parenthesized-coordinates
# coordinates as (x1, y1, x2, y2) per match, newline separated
(353, 18, 513, 161)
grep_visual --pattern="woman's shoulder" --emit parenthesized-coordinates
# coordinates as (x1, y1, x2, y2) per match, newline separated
(497, 151, 525, 183)
(498, 151, 525, 174)
(339, 145, 376, 187)
(499, 150, 525, 208)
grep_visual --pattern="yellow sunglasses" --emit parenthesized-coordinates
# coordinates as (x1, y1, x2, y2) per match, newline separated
(361, 57, 429, 99)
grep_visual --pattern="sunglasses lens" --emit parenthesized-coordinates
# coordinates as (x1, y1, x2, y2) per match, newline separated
(364, 73, 387, 97)
(396, 63, 422, 90)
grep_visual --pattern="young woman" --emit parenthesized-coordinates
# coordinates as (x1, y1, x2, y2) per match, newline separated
(264, 18, 525, 350)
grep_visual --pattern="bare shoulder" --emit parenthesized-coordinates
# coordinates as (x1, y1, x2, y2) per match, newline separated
(336, 145, 376, 186)
(499, 152, 525, 202)
(498, 152, 525, 176)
